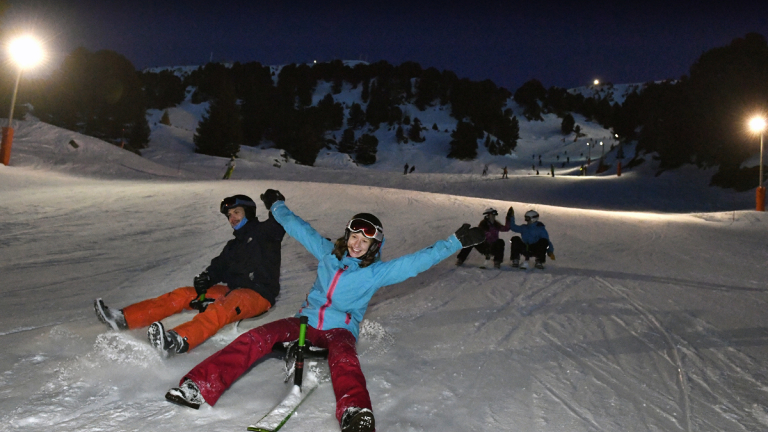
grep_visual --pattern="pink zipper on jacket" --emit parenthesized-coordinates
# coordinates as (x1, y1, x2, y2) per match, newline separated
(317, 267, 345, 329)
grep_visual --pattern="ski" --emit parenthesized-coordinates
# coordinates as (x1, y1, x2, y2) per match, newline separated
(246, 369, 320, 432)
(248, 316, 328, 432)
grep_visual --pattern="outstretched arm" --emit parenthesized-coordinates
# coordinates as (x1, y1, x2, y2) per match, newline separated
(269, 200, 334, 260)
(372, 224, 483, 287)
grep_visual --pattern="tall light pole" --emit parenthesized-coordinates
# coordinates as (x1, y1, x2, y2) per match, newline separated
(749, 116, 766, 211)
(1, 35, 44, 166)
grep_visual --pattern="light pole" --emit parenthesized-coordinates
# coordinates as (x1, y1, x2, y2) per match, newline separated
(1, 35, 44, 166)
(749, 116, 766, 211)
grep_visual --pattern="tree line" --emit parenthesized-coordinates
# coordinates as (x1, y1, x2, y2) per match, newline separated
(7, 32, 767, 189)
(14, 53, 520, 165)
(512, 32, 768, 190)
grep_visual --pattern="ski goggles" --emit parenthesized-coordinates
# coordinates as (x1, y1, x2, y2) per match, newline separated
(346, 218, 384, 242)
(220, 196, 256, 214)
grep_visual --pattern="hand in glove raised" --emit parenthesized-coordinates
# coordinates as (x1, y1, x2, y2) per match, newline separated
(193, 271, 212, 297)
(506, 206, 514, 220)
(454, 223, 485, 247)
(260, 189, 285, 210)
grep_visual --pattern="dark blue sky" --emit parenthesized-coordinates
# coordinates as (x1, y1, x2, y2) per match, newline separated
(5, 0, 768, 91)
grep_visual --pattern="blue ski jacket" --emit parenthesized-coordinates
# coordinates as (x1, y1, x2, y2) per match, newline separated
(509, 216, 555, 254)
(271, 201, 463, 340)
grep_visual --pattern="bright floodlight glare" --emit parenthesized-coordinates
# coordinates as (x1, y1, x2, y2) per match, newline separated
(9, 36, 43, 69)
(593, 79, 600, 85)
(749, 116, 767, 133)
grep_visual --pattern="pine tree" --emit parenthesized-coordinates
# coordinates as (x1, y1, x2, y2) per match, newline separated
(194, 89, 242, 158)
(448, 120, 481, 160)
(408, 117, 425, 143)
(338, 128, 356, 154)
(355, 133, 379, 165)
(126, 111, 151, 150)
(347, 102, 366, 129)
(561, 113, 575, 134)
(396, 125, 406, 144)
(317, 93, 344, 130)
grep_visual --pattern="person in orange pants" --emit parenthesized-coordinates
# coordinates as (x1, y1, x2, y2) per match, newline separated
(94, 193, 285, 356)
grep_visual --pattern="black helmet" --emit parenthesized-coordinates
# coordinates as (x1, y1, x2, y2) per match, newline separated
(345, 213, 384, 258)
(220, 195, 257, 220)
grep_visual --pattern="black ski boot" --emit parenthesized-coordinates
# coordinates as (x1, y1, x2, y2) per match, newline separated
(94, 298, 128, 331)
(148, 322, 189, 356)
(341, 407, 375, 432)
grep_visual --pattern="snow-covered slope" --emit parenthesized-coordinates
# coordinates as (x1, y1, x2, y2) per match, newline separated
(0, 84, 765, 432)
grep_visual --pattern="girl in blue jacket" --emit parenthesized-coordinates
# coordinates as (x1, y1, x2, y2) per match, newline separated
(165, 190, 484, 432)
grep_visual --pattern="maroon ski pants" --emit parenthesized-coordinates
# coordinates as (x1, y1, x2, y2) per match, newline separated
(183, 317, 371, 422)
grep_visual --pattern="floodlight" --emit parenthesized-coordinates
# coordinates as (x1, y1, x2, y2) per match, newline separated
(8, 36, 44, 69)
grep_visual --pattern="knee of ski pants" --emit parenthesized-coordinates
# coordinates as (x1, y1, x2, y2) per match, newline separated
(174, 289, 271, 351)
(122, 285, 230, 329)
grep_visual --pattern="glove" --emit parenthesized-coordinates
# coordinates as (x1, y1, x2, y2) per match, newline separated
(260, 189, 285, 210)
(454, 223, 485, 247)
(189, 297, 215, 312)
(506, 207, 514, 220)
(547, 252, 556, 260)
(193, 271, 211, 296)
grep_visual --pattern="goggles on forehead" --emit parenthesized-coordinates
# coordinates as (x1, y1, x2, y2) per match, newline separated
(524, 216, 532, 221)
(346, 218, 384, 242)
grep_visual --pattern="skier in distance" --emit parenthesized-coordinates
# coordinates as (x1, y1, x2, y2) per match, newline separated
(94, 194, 285, 356)
(164, 189, 485, 432)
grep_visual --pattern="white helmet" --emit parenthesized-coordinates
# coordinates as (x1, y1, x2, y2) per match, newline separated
(524, 210, 539, 224)
(483, 207, 498, 217)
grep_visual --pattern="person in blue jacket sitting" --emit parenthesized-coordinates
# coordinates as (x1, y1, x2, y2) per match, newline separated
(509, 208, 556, 270)
(164, 189, 485, 432)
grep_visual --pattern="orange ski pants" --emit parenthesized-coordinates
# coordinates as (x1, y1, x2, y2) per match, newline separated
(121, 284, 271, 351)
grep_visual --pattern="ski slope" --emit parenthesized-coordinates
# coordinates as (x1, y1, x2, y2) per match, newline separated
(1, 113, 767, 432)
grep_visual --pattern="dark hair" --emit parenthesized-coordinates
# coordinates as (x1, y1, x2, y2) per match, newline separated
(332, 236, 378, 268)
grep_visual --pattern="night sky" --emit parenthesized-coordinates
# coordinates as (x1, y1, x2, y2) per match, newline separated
(4, 0, 768, 91)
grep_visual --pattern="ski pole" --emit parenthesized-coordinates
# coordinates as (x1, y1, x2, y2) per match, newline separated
(294, 316, 308, 389)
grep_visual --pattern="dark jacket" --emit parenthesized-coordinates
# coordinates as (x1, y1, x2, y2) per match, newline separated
(478, 216, 511, 244)
(205, 214, 286, 306)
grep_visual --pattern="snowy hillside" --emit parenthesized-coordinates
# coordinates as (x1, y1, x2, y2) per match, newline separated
(1, 85, 766, 431)
(567, 82, 649, 105)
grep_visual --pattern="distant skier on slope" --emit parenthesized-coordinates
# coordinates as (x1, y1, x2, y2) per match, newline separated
(508, 208, 555, 270)
(164, 189, 485, 432)
(455, 207, 512, 269)
(222, 156, 236, 179)
(94, 194, 285, 356)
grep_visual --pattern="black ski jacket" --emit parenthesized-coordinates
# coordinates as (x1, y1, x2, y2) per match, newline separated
(205, 214, 285, 306)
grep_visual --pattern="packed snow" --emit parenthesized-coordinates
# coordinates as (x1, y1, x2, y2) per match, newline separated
(1, 94, 766, 432)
